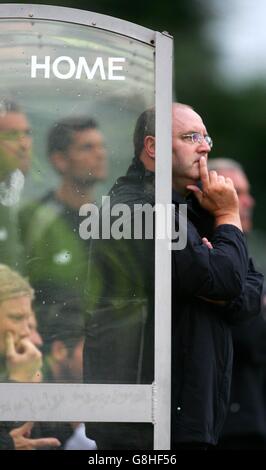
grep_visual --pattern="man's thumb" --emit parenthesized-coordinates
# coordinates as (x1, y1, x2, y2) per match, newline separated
(5, 332, 16, 356)
(20, 421, 34, 437)
(186, 185, 202, 203)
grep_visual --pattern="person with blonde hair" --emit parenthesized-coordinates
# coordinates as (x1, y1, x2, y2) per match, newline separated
(0, 263, 60, 450)
(0, 263, 40, 382)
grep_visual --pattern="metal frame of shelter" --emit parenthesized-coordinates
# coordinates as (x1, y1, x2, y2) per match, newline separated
(0, 3, 172, 450)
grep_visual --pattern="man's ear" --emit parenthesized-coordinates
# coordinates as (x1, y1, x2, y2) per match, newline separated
(144, 135, 155, 160)
(50, 152, 68, 174)
(51, 340, 68, 362)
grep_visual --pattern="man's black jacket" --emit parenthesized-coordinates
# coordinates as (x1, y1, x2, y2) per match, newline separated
(172, 190, 263, 446)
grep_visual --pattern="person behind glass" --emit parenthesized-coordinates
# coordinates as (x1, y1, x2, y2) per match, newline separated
(170, 103, 263, 449)
(0, 263, 60, 450)
(0, 98, 32, 270)
(84, 107, 157, 449)
(208, 158, 266, 449)
(19, 116, 107, 317)
(39, 301, 96, 450)
(41, 299, 85, 384)
(0, 264, 42, 383)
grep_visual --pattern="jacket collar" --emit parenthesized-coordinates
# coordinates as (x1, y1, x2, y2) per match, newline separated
(172, 188, 187, 205)
(127, 157, 155, 181)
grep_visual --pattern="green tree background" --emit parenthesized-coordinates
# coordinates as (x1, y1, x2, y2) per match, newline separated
(6, 0, 266, 230)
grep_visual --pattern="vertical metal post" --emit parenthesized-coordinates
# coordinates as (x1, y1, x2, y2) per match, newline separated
(154, 31, 173, 449)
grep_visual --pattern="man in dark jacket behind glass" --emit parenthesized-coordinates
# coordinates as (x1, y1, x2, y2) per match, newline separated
(171, 103, 263, 449)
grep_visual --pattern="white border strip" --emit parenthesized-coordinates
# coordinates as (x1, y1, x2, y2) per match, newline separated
(0, 383, 153, 422)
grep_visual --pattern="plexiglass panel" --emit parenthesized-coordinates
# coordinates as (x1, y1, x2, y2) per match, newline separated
(0, 14, 162, 451)
(0, 18, 155, 394)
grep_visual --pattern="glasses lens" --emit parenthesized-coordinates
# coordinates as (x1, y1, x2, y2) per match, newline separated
(205, 135, 213, 148)
(191, 133, 201, 144)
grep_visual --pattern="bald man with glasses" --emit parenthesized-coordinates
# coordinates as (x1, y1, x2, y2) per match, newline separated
(171, 103, 263, 449)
